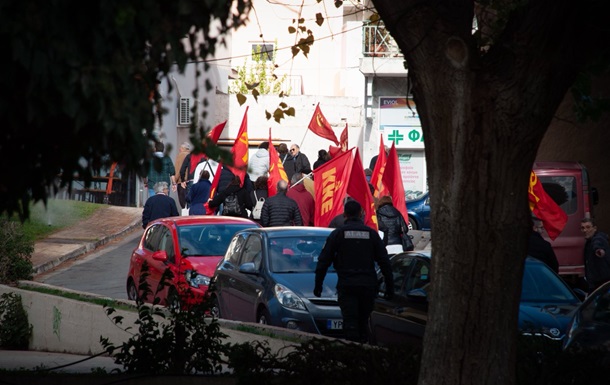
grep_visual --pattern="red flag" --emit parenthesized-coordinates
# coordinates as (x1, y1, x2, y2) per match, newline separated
(308, 103, 340, 145)
(208, 121, 227, 143)
(381, 143, 409, 226)
(267, 128, 289, 197)
(313, 150, 353, 227)
(529, 171, 568, 240)
(347, 148, 378, 230)
(370, 136, 388, 197)
(327, 123, 349, 158)
(227, 107, 249, 186)
(204, 162, 223, 214)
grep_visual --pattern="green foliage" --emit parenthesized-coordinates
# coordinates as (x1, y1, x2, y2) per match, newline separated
(229, 44, 288, 97)
(0, 218, 34, 283)
(0, 0, 252, 220)
(0, 292, 33, 350)
(227, 339, 421, 385)
(100, 263, 229, 375)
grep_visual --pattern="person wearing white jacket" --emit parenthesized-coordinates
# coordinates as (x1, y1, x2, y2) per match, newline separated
(248, 142, 270, 181)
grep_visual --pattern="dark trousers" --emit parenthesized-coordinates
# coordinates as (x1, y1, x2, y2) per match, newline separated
(337, 286, 377, 343)
(177, 183, 187, 208)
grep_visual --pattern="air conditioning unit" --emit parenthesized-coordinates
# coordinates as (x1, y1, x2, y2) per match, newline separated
(178, 97, 191, 126)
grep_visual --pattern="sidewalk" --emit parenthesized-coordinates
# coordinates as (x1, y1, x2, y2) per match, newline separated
(30, 205, 143, 275)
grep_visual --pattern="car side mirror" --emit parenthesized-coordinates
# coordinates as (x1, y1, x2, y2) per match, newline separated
(152, 250, 168, 262)
(239, 262, 258, 274)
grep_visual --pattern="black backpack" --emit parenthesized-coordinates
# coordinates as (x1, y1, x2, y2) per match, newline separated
(222, 193, 242, 216)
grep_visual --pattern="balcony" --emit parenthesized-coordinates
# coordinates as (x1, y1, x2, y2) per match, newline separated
(360, 23, 407, 76)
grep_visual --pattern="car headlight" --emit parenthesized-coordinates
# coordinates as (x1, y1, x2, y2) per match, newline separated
(275, 284, 306, 310)
(185, 270, 210, 288)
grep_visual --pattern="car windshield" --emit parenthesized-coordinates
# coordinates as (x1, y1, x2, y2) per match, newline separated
(269, 235, 332, 273)
(178, 224, 253, 257)
(521, 261, 578, 303)
(406, 190, 427, 201)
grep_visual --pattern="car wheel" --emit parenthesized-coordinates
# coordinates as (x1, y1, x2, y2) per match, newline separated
(210, 296, 222, 319)
(127, 279, 138, 301)
(257, 308, 271, 325)
(167, 288, 181, 312)
(408, 216, 418, 231)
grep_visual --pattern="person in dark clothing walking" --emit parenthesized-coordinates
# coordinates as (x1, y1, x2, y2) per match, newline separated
(528, 217, 559, 273)
(260, 180, 303, 227)
(142, 182, 179, 228)
(314, 200, 394, 343)
(376, 195, 411, 250)
(186, 170, 212, 215)
(208, 175, 253, 218)
(581, 218, 610, 293)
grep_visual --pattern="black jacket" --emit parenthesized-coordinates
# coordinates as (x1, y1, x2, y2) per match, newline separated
(260, 191, 302, 227)
(584, 231, 610, 288)
(528, 231, 559, 273)
(142, 193, 179, 228)
(376, 203, 408, 246)
(208, 183, 253, 218)
(315, 217, 393, 290)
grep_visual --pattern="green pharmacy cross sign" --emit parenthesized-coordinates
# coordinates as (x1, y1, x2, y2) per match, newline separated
(388, 129, 404, 145)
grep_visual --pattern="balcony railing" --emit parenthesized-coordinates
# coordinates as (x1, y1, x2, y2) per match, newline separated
(362, 23, 402, 58)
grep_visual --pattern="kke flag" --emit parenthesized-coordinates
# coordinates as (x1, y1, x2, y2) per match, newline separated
(208, 120, 227, 143)
(370, 135, 388, 198)
(268, 128, 289, 197)
(313, 150, 353, 227)
(227, 107, 249, 186)
(529, 171, 568, 240)
(308, 103, 340, 145)
(328, 123, 349, 158)
(382, 143, 409, 227)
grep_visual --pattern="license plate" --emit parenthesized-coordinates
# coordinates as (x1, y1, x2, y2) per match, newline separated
(327, 319, 343, 330)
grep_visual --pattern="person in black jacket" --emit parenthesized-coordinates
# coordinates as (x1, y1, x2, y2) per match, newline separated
(142, 182, 179, 228)
(208, 175, 252, 218)
(314, 200, 394, 342)
(581, 218, 610, 293)
(376, 195, 411, 250)
(260, 180, 303, 227)
(528, 217, 559, 273)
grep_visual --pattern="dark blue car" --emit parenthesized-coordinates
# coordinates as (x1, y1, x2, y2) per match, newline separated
(369, 253, 582, 346)
(209, 227, 343, 338)
(406, 191, 430, 230)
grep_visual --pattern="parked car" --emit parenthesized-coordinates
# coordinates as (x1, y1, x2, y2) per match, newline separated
(209, 226, 344, 338)
(126, 216, 260, 308)
(369, 252, 582, 346)
(563, 280, 610, 353)
(406, 191, 430, 231)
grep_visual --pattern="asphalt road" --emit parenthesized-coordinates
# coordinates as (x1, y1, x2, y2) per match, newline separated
(36, 230, 141, 300)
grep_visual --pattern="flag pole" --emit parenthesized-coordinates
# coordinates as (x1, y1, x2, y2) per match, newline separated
(299, 127, 309, 149)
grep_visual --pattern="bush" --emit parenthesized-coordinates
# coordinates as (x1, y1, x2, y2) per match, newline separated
(0, 292, 32, 349)
(0, 218, 34, 283)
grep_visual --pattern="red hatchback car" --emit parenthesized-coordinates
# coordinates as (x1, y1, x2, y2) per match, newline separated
(127, 215, 260, 308)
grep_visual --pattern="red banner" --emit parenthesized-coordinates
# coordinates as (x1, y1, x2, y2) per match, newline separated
(227, 107, 249, 186)
(370, 135, 388, 197)
(313, 150, 353, 227)
(267, 128, 289, 197)
(529, 171, 568, 240)
(328, 123, 349, 158)
(308, 103, 340, 145)
(347, 148, 378, 230)
(381, 143, 409, 226)
(208, 120, 227, 143)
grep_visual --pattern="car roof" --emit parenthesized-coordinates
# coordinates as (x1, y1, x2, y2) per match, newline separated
(242, 226, 333, 237)
(150, 215, 261, 227)
(391, 251, 541, 266)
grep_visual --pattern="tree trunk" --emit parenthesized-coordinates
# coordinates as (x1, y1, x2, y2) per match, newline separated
(371, 1, 601, 384)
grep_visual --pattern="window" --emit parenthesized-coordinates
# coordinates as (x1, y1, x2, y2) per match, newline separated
(389, 255, 414, 296)
(158, 227, 175, 263)
(251, 44, 274, 61)
(143, 225, 163, 251)
(242, 235, 263, 270)
(540, 176, 577, 215)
